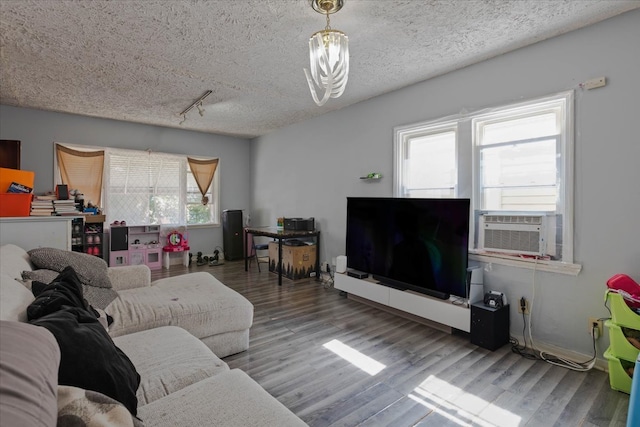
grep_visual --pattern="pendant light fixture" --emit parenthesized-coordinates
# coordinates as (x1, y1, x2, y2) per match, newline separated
(304, 0, 349, 106)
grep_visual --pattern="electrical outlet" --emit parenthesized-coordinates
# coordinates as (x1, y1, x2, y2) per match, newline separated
(517, 297, 530, 314)
(321, 261, 329, 272)
(589, 317, 603, 339)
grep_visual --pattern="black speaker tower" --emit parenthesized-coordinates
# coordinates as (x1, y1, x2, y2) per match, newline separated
(222, 210, 244, 261)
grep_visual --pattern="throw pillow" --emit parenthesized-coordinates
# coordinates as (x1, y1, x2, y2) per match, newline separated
(21, 268, 60, 285)
(28, 247, 112, 289)
(27, 267, 140, 416)
(57, 385, 144, 427)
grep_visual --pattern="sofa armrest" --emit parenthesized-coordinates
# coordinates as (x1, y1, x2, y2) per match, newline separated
(107, 265, 151, 291)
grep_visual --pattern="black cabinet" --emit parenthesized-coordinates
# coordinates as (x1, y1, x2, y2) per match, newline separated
(471, 303, 510, 351)
(84, 219, 104, 258)
(71, 216, 104, 259)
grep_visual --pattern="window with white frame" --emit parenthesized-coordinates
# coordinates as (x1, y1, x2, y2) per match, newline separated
(394, 122, 458, 198)
(56, 144, 219, 227)
(394, 91, 574, 265)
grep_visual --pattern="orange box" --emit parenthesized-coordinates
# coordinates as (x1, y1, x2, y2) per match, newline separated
(0, 167, 35, 192)
(0, 193, 33, 217)
(0, 167, 35, 217)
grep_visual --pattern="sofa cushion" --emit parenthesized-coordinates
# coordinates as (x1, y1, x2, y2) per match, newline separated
(0, 273, 35, 322)
(137, 369, 307, 427)
(107, 272, 253, 341)
(113, 326, 230, 406)
(27, 267, 140, 416)
(0, 244, 34, 282)
(28, 247, 112, 289)
(22, 268, 118, 310)
(57, 385, 143, 427)
(0, 320, 60, 427)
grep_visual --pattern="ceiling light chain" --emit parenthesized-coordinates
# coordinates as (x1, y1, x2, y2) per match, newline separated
(304, 0, 349, 107)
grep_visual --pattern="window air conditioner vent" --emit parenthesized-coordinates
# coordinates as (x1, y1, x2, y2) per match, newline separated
(479, 214, 555, 257)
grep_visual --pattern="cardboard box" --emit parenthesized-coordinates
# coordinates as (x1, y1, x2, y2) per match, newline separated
(268, 242, 317, 280)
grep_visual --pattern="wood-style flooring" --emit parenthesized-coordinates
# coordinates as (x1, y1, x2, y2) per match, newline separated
(151, 260, 630, 427)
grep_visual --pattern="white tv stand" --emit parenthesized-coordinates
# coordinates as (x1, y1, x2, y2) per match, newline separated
(334, 273, 470, 332)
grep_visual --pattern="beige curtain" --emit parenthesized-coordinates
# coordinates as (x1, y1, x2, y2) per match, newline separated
(56, 144, 104, 206)
(187, 157, 218, 205)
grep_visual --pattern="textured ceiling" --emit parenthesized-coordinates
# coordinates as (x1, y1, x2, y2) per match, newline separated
(1, 1, 638, 138)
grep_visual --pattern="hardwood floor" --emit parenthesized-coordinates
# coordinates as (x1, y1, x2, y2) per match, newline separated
(151, 261, 630, 427)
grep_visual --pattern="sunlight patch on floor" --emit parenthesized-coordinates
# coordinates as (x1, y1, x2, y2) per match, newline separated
(410, 375, 522, 427)
(322, 339, 386, 376)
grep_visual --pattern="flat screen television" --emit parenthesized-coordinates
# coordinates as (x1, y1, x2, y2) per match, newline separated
(346, 197, 470, 300)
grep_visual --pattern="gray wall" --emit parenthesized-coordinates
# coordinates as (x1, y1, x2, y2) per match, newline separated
(0, 106, 252, 253)
(250, 10, 640, 357)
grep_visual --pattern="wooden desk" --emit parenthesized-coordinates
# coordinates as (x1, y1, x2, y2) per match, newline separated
(244, 226, 320, 286)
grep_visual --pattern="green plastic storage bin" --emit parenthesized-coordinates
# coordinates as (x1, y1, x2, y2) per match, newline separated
(606, 291, 640, 330)
(604, 347, 633, 394)
(605, 320, 640, 362)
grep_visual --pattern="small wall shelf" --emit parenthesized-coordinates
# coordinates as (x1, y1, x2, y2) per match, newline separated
(359, 173, 382, 181)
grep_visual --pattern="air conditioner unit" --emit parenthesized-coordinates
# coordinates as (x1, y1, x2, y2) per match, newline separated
(479, 214, 556, 257)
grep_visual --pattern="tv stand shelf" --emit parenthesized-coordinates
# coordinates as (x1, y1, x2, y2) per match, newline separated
(335, 273, 470, 332)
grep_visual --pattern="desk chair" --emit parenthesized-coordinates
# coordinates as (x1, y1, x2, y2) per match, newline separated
(247, 233, 270, 272)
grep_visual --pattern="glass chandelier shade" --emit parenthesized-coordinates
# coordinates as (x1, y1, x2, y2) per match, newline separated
(304, 0, 349, 106)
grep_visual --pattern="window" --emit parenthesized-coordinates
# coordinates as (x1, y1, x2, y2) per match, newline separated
(394, 122, 458, 198)
(394, 91, 575, 269)
(55, 144, 219, 227)
(186, 168, 218, 225)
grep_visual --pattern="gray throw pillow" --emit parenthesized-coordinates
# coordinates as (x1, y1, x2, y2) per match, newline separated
(21, 269, 59, 285)
(21, 269, 118, 310)
(28, 248, 112, 289)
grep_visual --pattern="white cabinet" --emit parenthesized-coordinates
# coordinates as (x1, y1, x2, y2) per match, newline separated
(0, 216, 78, 250)
(334, 273, 470, 332)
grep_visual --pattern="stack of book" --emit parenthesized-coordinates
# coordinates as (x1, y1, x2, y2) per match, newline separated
(30, 194, 56, 216)
(52, 199, 80, 215)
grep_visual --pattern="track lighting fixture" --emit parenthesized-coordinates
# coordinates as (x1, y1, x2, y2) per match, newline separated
(179, 90, 212, 125)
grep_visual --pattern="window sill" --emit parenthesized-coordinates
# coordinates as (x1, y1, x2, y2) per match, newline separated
(469, 251, 582, 276)
(187, 223, 220, 229)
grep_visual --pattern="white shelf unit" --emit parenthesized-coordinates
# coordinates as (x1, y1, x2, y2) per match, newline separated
(334, 273, 470, 332)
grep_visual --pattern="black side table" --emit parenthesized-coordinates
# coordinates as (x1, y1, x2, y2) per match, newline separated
(471, 302, 510, 351)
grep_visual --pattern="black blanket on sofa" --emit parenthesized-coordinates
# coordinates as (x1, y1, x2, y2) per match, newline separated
(27, 266, 140, 416)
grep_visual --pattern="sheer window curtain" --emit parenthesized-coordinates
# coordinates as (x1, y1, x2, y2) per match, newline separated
(55, 143, 104, 206)
(187, 157, 218, 205)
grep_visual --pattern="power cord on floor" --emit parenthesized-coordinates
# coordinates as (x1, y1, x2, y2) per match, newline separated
(512, 256, 598, 372)
(322, 264, 334, 289)
(510, 311, 539, 360)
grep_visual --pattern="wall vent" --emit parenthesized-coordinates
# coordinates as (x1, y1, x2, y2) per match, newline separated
(479, 214, 555, 256)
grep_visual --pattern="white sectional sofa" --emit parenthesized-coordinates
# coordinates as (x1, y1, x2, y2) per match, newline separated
(0, 243, 307, 426)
